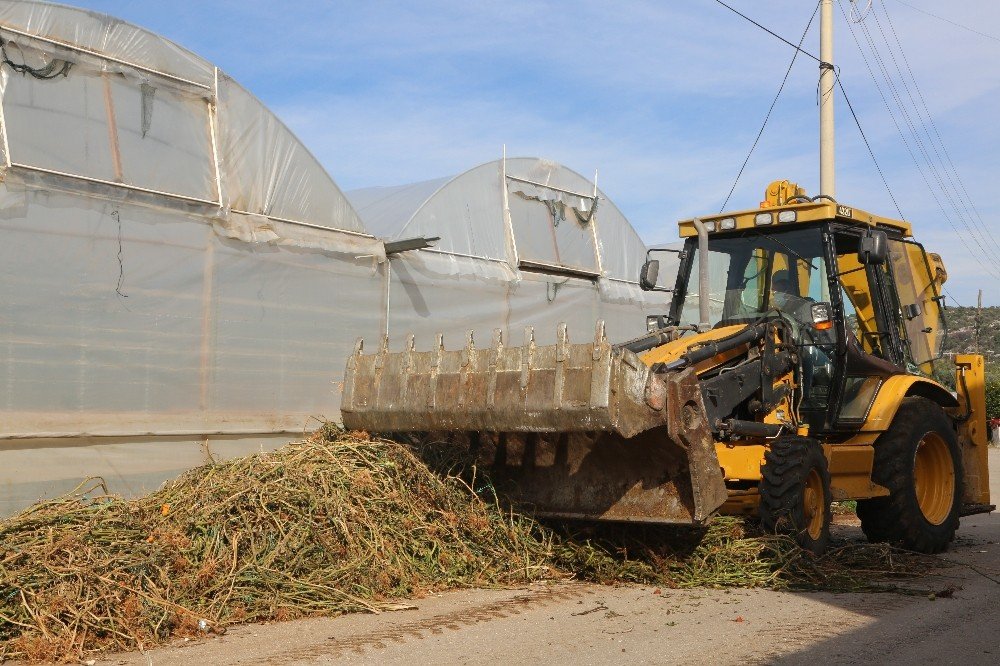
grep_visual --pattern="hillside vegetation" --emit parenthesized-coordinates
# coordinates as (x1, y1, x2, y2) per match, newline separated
(939, 305, 1000, 418)
(942, 305, 1000, 374)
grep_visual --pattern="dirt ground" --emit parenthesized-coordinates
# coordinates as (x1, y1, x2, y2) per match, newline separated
(103, 450, 1000, 666)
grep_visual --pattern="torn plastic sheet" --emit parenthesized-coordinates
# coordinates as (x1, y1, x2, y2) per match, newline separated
(345, 157, 651, 282)
(509, 183, 594, 217)
(214, 211, 385, 261)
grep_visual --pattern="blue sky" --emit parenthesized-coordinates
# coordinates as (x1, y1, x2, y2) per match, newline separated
(77, 0, 1000, 305)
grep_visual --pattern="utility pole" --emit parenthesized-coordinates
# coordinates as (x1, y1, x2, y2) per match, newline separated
(819, 0, 835, 198)
(976, 289, 983, 353)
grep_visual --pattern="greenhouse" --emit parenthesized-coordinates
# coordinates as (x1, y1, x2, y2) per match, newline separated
(0, 1, 670, 514)
(348, 157, 667, 350)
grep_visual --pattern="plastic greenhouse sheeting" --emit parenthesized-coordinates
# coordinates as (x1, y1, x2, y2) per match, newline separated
(0, 2, 676, 514)
(349, 158, 676, 349)
(0, 0, 388, 513)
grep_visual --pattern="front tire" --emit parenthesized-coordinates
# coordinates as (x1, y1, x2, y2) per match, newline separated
(856, 397, 962, 554)
(759, 436, 832, 554)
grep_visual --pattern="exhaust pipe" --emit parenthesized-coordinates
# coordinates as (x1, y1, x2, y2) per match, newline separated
(691, 218, 711, 332)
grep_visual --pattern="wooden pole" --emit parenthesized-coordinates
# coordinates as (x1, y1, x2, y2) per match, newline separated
(975, 289, 983, 353)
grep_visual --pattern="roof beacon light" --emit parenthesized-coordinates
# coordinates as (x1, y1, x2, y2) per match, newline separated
(755, 213, 773, 226)
(719, 217, 736, 230)
(778, 210, 797, 224)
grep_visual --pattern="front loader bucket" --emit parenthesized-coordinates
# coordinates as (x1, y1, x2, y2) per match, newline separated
(341, 322, 728, 524)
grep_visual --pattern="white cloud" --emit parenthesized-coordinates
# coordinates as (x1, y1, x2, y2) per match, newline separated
(80, 0, 1000, 303)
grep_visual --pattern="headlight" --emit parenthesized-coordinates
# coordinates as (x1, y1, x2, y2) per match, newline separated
(778, 210, 797, 223)
(703, 220, 717, 232)
(719, 217, 736, 230)
(755, 213, 773, 226)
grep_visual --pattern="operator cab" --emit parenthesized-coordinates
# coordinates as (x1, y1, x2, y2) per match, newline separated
(642, 181, 949, 434)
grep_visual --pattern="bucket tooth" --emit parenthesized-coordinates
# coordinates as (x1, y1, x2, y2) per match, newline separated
(340, 327, 728, 525)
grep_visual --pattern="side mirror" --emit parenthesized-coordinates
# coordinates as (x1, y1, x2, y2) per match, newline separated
(639, 259, 660, 291)
(646, 315, 668, 332)
(858, 229, 888, 265)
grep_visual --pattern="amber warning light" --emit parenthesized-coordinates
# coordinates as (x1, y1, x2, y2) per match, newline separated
(811, 303, 834, 330)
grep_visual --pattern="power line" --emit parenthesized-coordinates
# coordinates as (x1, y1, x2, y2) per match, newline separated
(712, 0, 997, 283)
(943, 286, 964, 308)
(836, 78, 904, 218)
(865, 4, 1000, 259)
(891, 0, 1000, 44)
(720, 2, 821, 211)
(878, 1, 1000, 258)
(712, 0, 822, 63)
(712, 0, 905, 215)
(837, 0, 1000, 281)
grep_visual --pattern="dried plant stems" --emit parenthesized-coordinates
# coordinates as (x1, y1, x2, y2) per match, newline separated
(0, 430, 941, 662)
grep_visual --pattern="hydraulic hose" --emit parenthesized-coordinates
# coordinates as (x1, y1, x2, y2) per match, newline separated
(654, 322, 768, 372)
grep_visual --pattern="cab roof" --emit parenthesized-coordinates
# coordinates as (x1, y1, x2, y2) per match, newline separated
(677, 200, 912, 238)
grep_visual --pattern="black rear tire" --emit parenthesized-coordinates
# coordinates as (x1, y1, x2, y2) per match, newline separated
(856, 397, 962, 554)
(759, 436, 832, 554)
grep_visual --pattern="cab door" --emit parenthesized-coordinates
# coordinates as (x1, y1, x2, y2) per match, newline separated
(829, 228, 906, 429)
(886, 239, 948, 375)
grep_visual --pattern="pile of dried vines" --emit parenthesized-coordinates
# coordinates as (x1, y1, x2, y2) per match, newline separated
(0, 429, 940, 662)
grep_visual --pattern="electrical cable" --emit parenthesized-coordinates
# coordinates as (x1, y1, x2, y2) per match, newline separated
(713, 0, 996, 283)
(890, 0, 1000, 44)
(720, 1, 821, 211)
(878, 2, 1000, 258)
(943, 286, 963, 308)
(836, 78, 905, 218)
(837, 0, 1000, 281)
(864, 5, 1000, 259)
(711, 0, 904, 220)
(712, 0, 822, 63)
(848, 0, 874, 23)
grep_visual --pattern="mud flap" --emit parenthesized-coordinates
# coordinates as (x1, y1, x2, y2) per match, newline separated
(341, 322, 728, 524)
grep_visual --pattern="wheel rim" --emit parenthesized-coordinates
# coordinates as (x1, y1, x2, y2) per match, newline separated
(913, 432, 955, 526)
(802, 468, 825, 540)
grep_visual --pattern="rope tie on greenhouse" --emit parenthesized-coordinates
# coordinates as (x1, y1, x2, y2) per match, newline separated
(0, 36, 73, 79)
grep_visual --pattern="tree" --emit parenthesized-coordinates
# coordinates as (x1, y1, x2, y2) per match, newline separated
(986, 378, 1000, 422)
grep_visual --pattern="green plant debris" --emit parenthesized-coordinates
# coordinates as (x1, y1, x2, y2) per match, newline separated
(832, 499, 858, 515)
(0, 429, 942, 662)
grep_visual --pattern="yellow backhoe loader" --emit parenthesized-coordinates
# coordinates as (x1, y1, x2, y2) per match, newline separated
(342, 181, 993, 554)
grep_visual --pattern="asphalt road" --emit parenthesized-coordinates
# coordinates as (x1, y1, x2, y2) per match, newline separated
(106, 450, 1000, 666)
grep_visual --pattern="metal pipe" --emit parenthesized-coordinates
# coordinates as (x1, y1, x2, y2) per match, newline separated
(692, 218, 711, 331)
(209, 67, 225, 205)
(422, 248, 510, 265)
(504, 174, 598, 201)
(0, 24, 213, 90)
(0, 74, 11, 167)
(229, 209, 377, 239)
(11, 162, 220, 206)
(501, 145, 521, 267)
